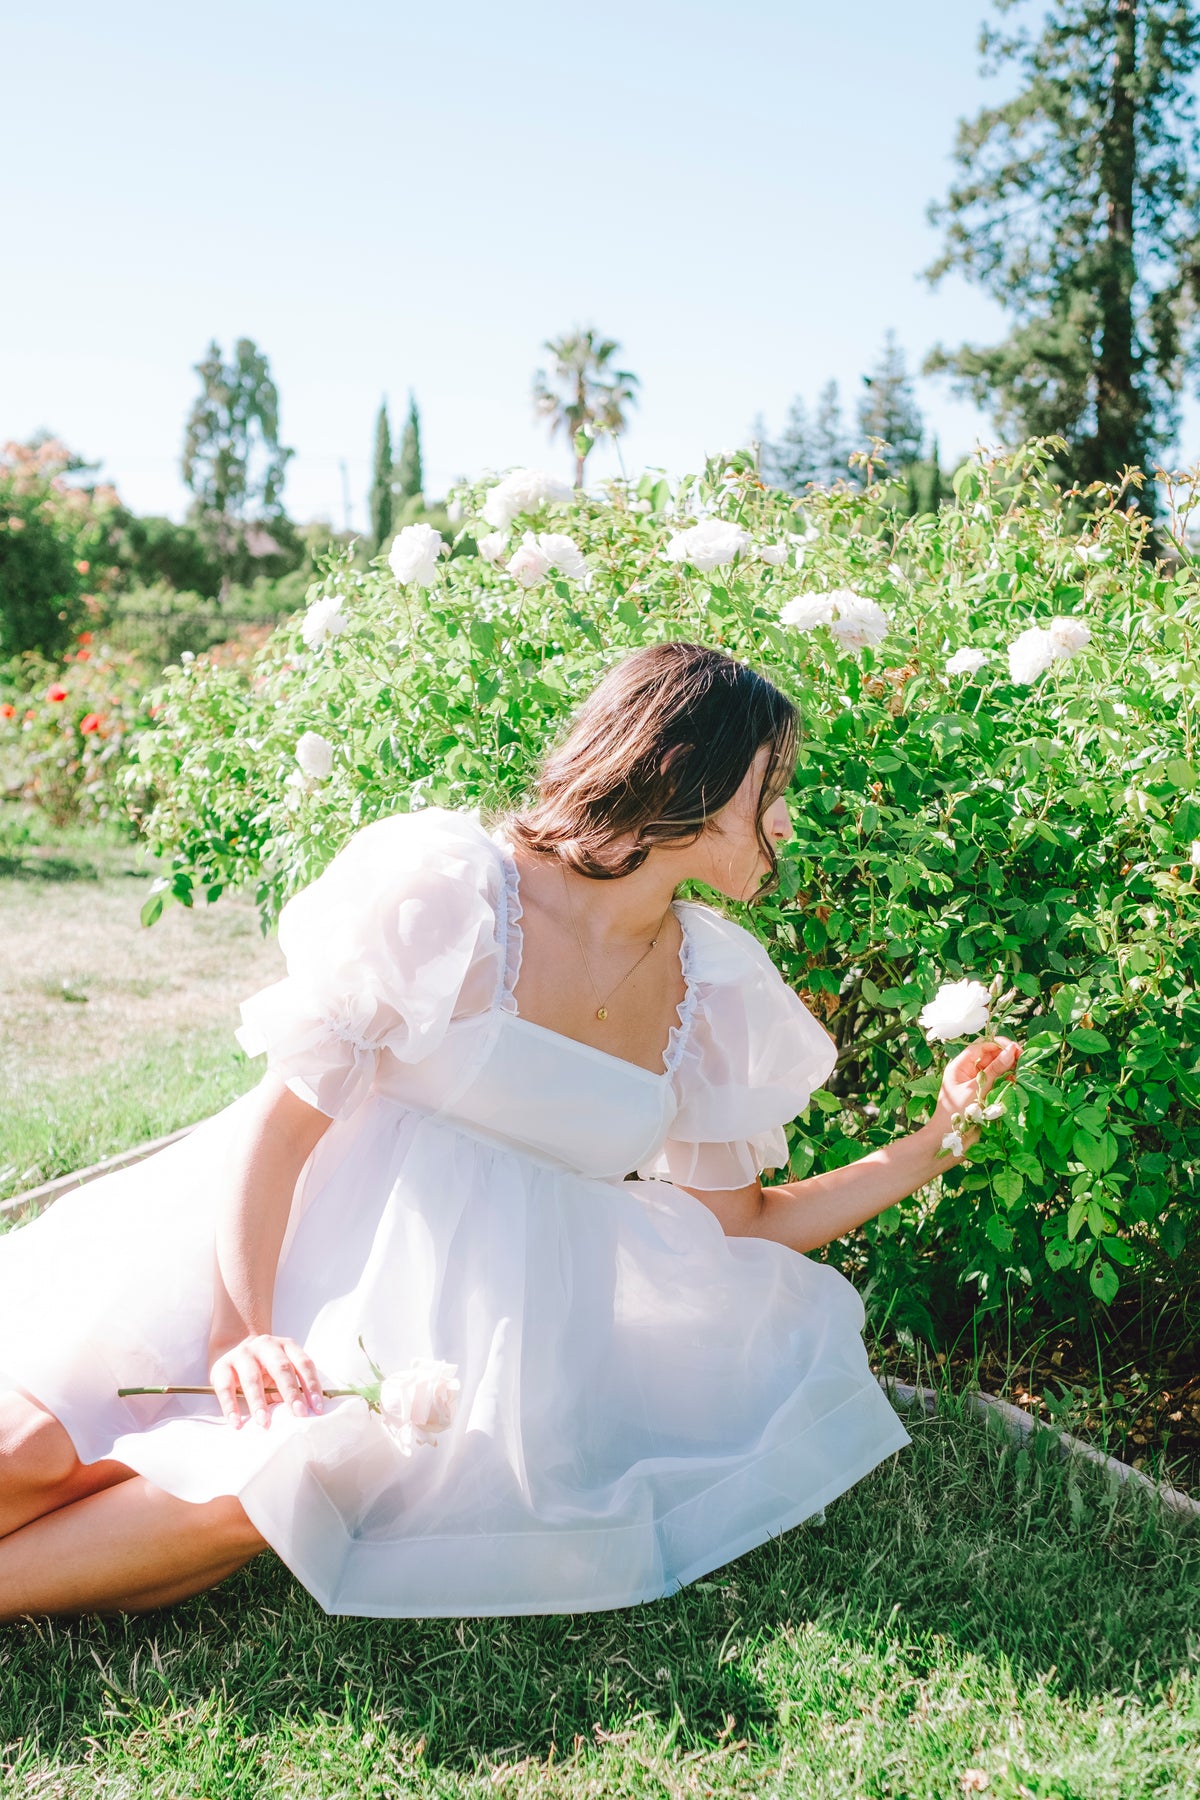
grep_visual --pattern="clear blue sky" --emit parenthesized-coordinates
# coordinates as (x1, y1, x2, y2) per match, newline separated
(4, 0, 1178, 530)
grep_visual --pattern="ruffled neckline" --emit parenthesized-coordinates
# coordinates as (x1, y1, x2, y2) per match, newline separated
(487, 825, 700, 1083)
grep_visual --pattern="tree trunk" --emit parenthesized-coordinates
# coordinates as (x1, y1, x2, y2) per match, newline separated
(1093, 0, 1145, 483)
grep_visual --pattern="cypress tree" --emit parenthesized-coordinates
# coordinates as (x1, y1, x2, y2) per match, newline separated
(396, 392, 423, 508)
(369, 399, 393, 551)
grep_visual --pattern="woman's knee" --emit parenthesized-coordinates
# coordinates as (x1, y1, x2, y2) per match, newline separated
(199, 1493, 268, 1558)
(0, 1390, 79, 1491)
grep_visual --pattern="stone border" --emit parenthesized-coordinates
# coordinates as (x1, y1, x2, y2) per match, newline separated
(879, 1377, 1200, 1521)
(4, 1140, 1197, 1519)
(0, 1124, 198, 1224)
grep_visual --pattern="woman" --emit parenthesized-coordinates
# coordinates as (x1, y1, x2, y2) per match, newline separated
(0, 642, 1019, 1621)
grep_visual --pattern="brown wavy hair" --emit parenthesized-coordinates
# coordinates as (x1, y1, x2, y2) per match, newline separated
(499, 642, 798, 898)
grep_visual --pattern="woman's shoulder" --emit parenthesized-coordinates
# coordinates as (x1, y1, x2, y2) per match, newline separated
(675, 898, 783, 987)
(675, 899, 838, 1054)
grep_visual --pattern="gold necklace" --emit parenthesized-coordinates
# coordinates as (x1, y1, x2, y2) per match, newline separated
(559, 860, 674, 1022)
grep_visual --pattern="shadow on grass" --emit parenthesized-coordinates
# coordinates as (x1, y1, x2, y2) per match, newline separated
(1, 1394, 1197, 1779)
(0, 850, 109, 884)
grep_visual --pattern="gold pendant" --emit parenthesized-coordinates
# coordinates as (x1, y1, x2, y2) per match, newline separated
(596, 1006, 608, 1021)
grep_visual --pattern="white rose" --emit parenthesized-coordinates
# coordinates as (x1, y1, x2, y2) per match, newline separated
(664, 520, 750, 572)
(780, 593, 836, 632)
(180, 649, 195, 665)
(918, 977, 992, 1043)
(941, 1130, 965, 1159)
(294, 731, 334, 781)
(378, 1358, 461, 1456)
(481, 468, 573, 530)
(827, 590, 890, 651)
(1047, 614, 1091, 657)
(506, 531, 552, 588)
(983, 1101, 1006, 1120)
(477, 530, 508, 565)
(1075, 539, 1106, 563)
(756, 542, 789, 566)
(629, 498, 653, 514)
(964, 1101, 986, 1124)
(300, 594, 348, 650)
(534, 531, 588, 581)
(389, 522, 445, 587)
(946, 646, 988, 677)
(1007, 626, 1059, 685)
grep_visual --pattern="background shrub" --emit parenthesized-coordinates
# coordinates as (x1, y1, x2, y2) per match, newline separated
(131, 441, 1200, 1337)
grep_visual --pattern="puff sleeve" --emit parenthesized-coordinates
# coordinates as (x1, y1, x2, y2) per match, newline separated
(637, 904, 839, 1191)
(234, 807, 505, 1121)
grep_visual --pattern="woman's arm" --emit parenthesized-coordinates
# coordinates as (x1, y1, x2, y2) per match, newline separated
(208, 1072, 332, 1426)
(682, 1036, 1021, 1255)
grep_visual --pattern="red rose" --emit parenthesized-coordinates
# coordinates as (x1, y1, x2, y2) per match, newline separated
(77, 630, 94, 645)
(76, 649, 91, 662)
(0, 702, 15, 719)
(80, 712, 103, 734)
(75, 560, 89, 574)
(46, 684, 68, 702)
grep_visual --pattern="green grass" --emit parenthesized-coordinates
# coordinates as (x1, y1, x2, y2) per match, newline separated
(2, 1393, 1197, 1798)
(0, 1029, 260, 1205)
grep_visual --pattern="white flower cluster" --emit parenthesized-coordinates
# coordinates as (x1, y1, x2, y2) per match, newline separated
(301, 594, 349, 650)
(779, 587, 890, 652)
(507, 530, 588, 588)
(482, 468, 572, 530)
(389, 522, 446, 587)
(1007, 615, 1092, 684)
(664, 520, 750, 573)
(917, 975, 1013, 1161)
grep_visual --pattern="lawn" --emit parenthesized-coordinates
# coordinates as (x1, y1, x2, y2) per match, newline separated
(3, 810, 1198, 1797)
(0, 807, 282, 1201)
(1, 1390, 1197, 1798)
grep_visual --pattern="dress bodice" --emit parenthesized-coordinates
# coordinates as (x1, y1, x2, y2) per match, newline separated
(368, 823, 693, 1180)
(234, 805, 840, 1195)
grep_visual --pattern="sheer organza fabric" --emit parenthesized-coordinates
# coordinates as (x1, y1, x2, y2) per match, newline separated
(0, 806, 910, 1616)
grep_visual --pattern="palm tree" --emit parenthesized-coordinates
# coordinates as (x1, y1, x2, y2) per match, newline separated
(532, 329, 640, 487)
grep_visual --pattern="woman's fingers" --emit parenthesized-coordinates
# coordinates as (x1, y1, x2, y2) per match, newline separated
(281, 1337, 325, 1413)
(258, 1337, 321, 1419)
(232, 1344, 273, 1429)
(211, 1356, 245, 1429)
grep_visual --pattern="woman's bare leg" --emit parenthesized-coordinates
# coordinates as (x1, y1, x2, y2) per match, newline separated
(0, 1474, 268, 1621)
(0, 1388, 134, 1538)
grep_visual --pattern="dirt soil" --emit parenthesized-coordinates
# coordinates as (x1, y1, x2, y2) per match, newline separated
(871, 1324, 1200, 1500)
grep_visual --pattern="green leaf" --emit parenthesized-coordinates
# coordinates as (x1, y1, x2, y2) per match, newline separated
(984, 1213, 1016, 1252)
(140, 892, 165, 928)
(1165, 758, 1196, 791)
(993, 1166, 1024, 1207)
(1089, 1256, 1119, 1304)
(1044, 1238, 1075, 1271)
(1069, 1028, 1110, 1054)
(1072, 1130, 1107, 1173)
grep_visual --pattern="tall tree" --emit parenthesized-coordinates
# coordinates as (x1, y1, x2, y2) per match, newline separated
(756, 381, 858, 492)
(858, 331, 925, 470)
(756, 398, 819, 491)
(395, 392, 423, 509)
(813, 380, 852, 487)
(369, 399, 393, 551)
(532, 328, 640, 486)
(924, 0, 1200, 492)
(181, 338, 293, 594)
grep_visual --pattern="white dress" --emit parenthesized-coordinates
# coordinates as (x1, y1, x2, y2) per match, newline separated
(0, 806, 911, 1617)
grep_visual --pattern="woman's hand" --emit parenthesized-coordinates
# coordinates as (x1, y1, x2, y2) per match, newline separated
(209, 1333, 325, 1429)
(930, 1034, 1022, 1157)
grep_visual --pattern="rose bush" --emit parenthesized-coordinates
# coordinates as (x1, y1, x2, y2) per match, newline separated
(130, 441, 1200, 1336)
(0, 638, 158, 827)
